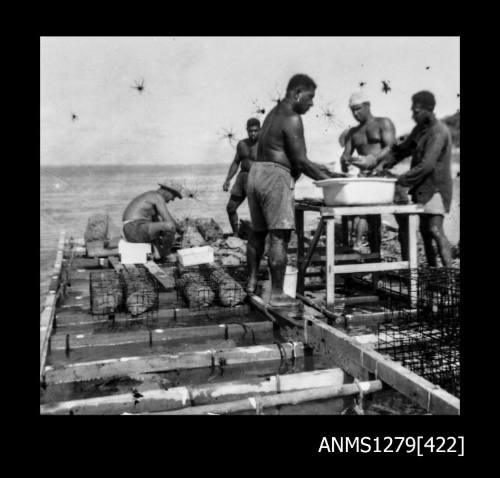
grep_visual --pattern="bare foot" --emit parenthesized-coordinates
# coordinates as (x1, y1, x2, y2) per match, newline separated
(269, 293, 301, 308)
(246, 278, 258, 294)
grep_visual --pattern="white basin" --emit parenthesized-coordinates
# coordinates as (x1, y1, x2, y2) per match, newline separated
(314, 177, 397, 206)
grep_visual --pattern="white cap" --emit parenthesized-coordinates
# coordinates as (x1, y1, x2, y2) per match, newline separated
(349, 91, 370, 107)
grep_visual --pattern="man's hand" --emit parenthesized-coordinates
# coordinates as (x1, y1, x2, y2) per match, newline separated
(349, 154, 378, 170)
(222, 180, 230, 192)
(340, 157, 350, 173)
(317, 163, 347, 179)
(175, 222, 185, 234)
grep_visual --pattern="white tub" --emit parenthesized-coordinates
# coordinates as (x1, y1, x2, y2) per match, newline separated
(314, 177, 397, 206)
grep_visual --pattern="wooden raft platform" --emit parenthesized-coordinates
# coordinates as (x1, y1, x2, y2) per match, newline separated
(40, 233, 459, 415)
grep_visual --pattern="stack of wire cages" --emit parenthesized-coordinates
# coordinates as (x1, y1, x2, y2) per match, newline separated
(120, 264, 159, 325)
(175, 265, 216, 310)
(174, 264, 248, 310)
(200, 264, 247, 308)
(89, 270, 125, 320)
(376, 267, 460, 398)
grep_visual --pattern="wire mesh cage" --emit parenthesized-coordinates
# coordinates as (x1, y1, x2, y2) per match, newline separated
(174, 264, 248, 309)
(377, 267, 460, 398)
(175, 266, 216, 309)
(89, 270, 125, 318)
(120, 264, 159, 322)
(200, 264, 246, 307)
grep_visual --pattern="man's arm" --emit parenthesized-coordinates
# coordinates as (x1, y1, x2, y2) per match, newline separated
(396, 127, 447, 187)
(284, 116, 343, 181)
(153, 194, 181, 231)
(376, 127, 419, 172)
(374, 118, 396, 164)
(223, 145, 241, 191)
(340, 132, 354, 173)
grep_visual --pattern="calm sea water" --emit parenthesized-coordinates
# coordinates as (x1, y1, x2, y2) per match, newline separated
(40, 163, 460, 308)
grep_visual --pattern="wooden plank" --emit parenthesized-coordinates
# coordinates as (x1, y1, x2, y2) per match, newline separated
(321, 204, 425, 217)
(325, 218, 335, 307)
(146, 380, 383, 415)
(40, 368, 345, 415)
(353, 328, 441, 348)
(40, 230, 66, 381)
(408, 214, 419, 306)
(296, 293, 337, 322)
(295, 209, 305, 295)
(144, 261, 175, 291)
(303, 315, 460, 415)
(56, 303, 251, 328)
(50, 321, 273, 350)
(301, 220, 324, 277)
(345, 308, 417, 325)
(108, 256, 124, 273)
(44, 342, 305, 384)
(334, 261, 409, 274)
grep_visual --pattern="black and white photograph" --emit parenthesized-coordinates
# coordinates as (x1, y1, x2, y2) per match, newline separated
(40, 36, 460, 422)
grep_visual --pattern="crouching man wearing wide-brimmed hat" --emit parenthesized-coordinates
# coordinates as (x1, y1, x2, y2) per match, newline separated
(122, 180, 188, 261)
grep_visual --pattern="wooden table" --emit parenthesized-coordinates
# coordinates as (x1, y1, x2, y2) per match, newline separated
(295, 201, 424, 308)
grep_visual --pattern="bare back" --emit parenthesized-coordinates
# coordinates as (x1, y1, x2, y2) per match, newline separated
(256, 103, 302, 175)
(123, 191, 164, 222)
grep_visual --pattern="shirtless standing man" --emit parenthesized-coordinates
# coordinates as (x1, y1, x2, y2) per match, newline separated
(222, 118, 260, 236)
(340, 91, 396, 252)
(122, 180, 185, 261)
(246, 74, 344, 307)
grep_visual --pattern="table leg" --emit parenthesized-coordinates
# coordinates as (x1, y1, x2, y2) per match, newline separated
(341, 216, 350, 247)
(302, 220, 324, 275)
(325, 217, 335, 308)
(295, 209, 305, 295)
(371, 214, 382, 291)
(408, 214, 418, 306)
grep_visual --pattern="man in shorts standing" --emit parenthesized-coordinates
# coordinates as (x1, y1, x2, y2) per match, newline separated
(246, 74, 344, 307)
(222, 118, 260, 236)
(376, 91, 453, 267)
(122, 180, 186, 261)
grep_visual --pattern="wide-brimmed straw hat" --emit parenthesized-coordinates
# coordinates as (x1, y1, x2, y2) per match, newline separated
(158, 180, 185, 199)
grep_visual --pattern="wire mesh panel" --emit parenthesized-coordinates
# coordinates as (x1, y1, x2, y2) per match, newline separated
(89, 270, 124, 318)
(377, 267, 460, 398)
(120, 264, 159, 321)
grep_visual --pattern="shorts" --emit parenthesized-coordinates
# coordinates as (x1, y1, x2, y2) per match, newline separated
(421, 192, 446, 215)
(247, 162, 295, 231)
(123, 219, 152, 243)
(230, 171, 249, 198)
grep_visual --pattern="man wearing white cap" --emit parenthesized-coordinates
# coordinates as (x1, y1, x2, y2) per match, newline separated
(340, 91, 396, 251)
(122, 180, 187, 261)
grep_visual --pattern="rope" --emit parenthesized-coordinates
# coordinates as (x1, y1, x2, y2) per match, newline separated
(288, 341, 297, 362)
(274, 341, 287, 361)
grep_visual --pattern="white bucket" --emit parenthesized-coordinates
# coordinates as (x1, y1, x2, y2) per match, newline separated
(263, 266, 298, 301)
(283, 266, 298, 298)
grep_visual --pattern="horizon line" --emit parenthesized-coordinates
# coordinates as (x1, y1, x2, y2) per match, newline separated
(40, 162, 230, 167)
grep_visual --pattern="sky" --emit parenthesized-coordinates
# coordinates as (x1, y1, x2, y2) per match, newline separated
(40, 36, 460, 168)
